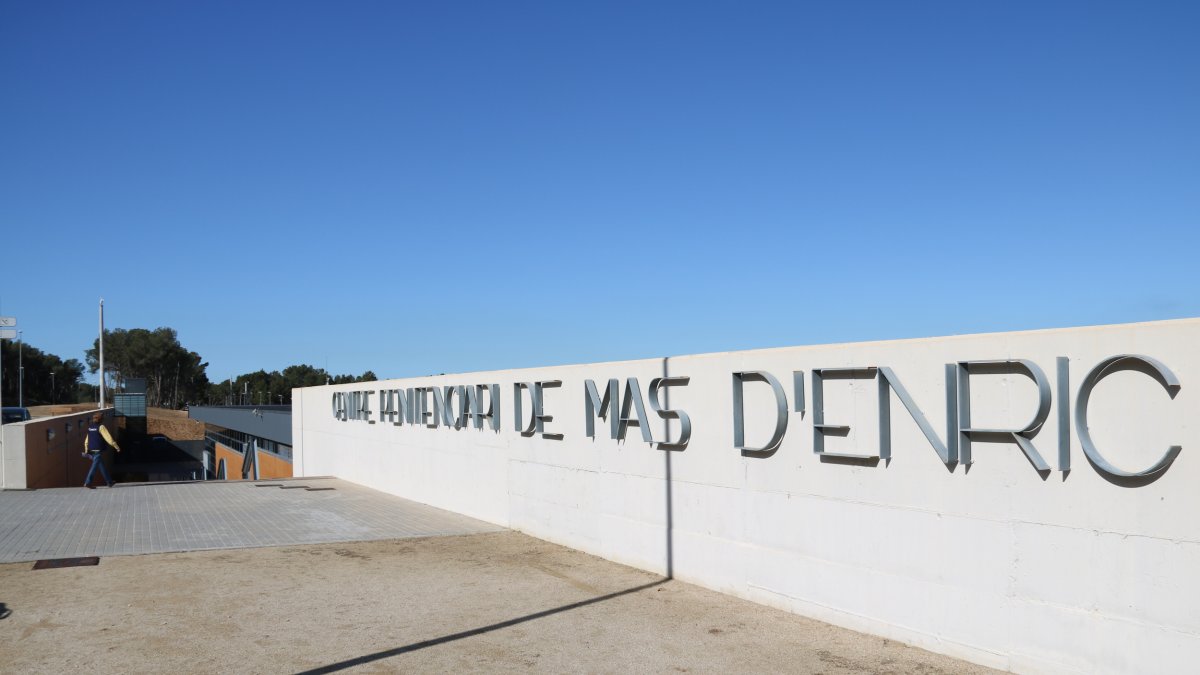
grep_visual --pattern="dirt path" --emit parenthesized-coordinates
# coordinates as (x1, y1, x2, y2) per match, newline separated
(0, 531, 998, 674)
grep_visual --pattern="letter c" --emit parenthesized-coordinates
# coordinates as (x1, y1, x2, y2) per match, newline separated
(1075, 354, 1182, 479)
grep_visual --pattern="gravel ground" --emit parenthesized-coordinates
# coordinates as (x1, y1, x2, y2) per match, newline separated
(0, 531, 999, 674)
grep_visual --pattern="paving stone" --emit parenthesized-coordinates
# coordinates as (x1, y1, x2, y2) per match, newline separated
(0, 478, 501, 563)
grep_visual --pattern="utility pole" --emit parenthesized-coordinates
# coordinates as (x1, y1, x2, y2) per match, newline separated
(50, 372, 55, 403)
(99, 298, 106, 409)
(0, 315, 18, 416)
(17, 329, 23, 408)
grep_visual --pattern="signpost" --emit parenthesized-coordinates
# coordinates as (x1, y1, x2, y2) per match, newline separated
(0, 318, 14, 435)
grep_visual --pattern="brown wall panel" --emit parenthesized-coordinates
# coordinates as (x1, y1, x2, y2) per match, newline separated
(21, 412, 115, 489)
(256, 450, 293, 479)
(214, 443, 244, 480)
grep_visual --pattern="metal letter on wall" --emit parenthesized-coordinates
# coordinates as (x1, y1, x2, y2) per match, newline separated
(417, 388, 434, 427)
(403, 388, 417, 425)
(878, 365, 958, 466)
(956, 360, 1051, 472)
(442, 385, 466, 429)
(1057, 357, 1070, 471)
(427, 387, 447, 428)
(732, 371, 788, 457)
(648, 376, 691, 450)
(618, 378, 653, 443)
(811, 368, 877, 459)
(514, 381, 560, 438)
(536, 381, 562, 439)
(467, 384, 501, 432)
(514, 382, 536, 434)
(379, 389, 395, 424)
(793, 371, 805, 415)
(361, 391, 375, 424)
(584, 379, 620, 440)
(331, 392, 344, 421)
(1075, 354, 1182, 479)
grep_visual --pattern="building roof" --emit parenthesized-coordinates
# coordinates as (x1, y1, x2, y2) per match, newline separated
(188, 404, 292, 445)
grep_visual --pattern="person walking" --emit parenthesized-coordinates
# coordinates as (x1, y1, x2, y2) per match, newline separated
(83, 412, 120, 488)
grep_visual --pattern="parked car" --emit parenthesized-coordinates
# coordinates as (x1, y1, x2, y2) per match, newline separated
(1, 407, 31, 424)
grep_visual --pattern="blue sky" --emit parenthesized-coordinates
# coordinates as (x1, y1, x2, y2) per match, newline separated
(2, 1, 1197, 382)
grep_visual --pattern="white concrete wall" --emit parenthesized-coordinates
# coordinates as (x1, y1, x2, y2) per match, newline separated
(293, 319, 1200, 673)
(0, 419, 27, 489)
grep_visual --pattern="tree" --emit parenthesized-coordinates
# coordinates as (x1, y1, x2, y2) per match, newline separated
(331, 370, 377, 385)
(0, 340, 85, 405)
(204, 366, 378, 405)
(85, 327, 211, 408)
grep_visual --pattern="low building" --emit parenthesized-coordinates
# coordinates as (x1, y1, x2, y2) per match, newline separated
(187, 405, 292, 480)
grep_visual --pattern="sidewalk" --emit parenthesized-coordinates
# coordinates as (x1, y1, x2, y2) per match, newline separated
(0, 478, 499, 563)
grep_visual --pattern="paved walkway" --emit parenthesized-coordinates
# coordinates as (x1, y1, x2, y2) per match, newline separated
(0, 478, 501, 563)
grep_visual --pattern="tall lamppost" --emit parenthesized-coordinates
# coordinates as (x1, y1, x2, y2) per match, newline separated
(50, 372, 55, 404)
(99, 298, 105, 409)
(18, 329, 23, 408)
(0, 315, 17, 416)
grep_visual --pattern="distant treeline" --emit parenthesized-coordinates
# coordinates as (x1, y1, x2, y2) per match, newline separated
(211, 364, 377, 407)
(0, 339, 88, 406)
(86, 327, 375, 406)
(0, 326, 376, 409)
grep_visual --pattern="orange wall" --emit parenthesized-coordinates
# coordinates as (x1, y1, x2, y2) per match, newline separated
(214, 442, 244, 479)
(212, 441, 292, 479)
(256, 450, 293, 479)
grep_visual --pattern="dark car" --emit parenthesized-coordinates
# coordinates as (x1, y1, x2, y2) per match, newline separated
(1, 407, 31, 424)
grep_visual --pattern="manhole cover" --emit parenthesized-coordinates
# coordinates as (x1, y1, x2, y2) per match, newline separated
(33, 557, 100, 570)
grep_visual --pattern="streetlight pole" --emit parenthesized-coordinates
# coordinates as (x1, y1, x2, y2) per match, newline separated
(0, 314, 16, 419)
(50, 372, 55, 404)
(17, 329, 23, 408)
(99, 298, 105, 409)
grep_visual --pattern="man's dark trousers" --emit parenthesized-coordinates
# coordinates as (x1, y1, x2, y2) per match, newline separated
(84, 452, 113, 488)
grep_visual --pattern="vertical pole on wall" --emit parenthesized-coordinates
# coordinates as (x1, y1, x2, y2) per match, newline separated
(17, 330, 23, 408)
(662, 356, 674, 580)
(99, 298, 105, 410)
